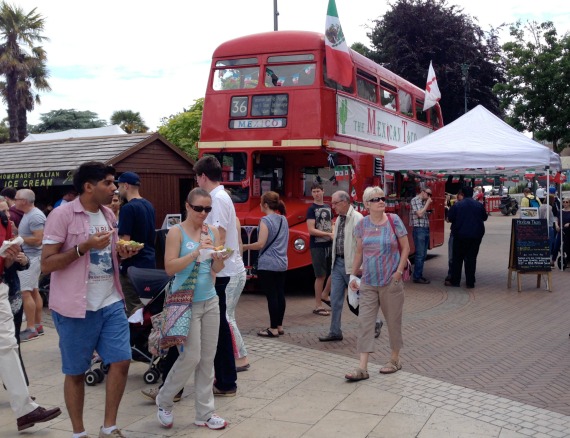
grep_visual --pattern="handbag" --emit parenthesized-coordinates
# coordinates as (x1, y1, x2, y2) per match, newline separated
(387, 214, 412, 281)
(252, 216, 283, 274)
(149, 224, 209, 356)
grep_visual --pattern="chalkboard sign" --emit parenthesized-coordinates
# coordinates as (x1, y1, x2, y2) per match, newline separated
(508, 219, 551, 272)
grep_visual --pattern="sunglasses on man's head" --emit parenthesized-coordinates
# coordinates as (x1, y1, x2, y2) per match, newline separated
(368, 197, 386, 203)
(189, 204, 212, 213)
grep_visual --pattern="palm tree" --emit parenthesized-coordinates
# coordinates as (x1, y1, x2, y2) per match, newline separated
(0, 2, 49, 142)
(110, 110, 149, 134)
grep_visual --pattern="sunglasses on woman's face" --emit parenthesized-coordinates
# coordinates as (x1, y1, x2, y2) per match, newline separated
(188, 204, 212, 213)
(368, 197, 386, 203)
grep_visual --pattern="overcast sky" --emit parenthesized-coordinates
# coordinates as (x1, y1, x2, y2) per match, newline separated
(3, 0, 569, 131)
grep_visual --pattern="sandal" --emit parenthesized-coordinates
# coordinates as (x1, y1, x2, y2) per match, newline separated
(379, 359, 402, 374)
(278, 329, 285, 335)
(257, 328, 279, 338)
(321, 298, 331, 307)
(313, 308, 330, 316)
(345, 368, 369, 381)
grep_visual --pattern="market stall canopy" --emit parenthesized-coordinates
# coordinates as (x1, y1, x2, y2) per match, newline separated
(384, 105, 562, 173)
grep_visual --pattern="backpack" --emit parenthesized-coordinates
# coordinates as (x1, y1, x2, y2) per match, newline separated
(528, 197, 540, 208)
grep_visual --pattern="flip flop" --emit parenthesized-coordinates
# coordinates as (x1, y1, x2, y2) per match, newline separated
(257, 328, 279, 338)
(321, 299, 331, 307)
(313, 308, 330, 316)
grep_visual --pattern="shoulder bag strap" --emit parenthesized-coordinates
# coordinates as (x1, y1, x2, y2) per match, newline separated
(387, 213, 402, 253)
(259, 216, 284, 257)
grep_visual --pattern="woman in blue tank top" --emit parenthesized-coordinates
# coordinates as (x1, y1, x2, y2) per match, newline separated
(155, 188, 229, 430)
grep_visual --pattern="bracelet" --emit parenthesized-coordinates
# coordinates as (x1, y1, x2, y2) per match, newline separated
(75, 245, 84, 258)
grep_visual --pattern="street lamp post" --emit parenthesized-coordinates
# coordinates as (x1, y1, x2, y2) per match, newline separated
(461, 63, 469, 114)
(274, 0, 279, 31)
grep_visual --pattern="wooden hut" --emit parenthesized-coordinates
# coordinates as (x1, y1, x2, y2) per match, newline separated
(0, 133, 195, 227)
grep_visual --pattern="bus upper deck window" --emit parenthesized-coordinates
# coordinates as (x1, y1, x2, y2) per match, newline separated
(265, 64, 316, 87)
(380, 80, 398, 111)
(398, 90, 413, 116)
(213, 58, 259, 90)
(213, 67, 260, 90)
(415, 100, 428, 123)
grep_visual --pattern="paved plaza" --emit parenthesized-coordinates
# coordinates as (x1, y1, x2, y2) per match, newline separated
(1, 214, 570, 437)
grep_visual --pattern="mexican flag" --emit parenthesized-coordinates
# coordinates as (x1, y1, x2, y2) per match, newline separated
(325, 0, 353, 87)
(524, 168, 536, 180)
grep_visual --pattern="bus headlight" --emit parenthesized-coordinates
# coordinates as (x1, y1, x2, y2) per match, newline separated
(293, 238, 306, 251)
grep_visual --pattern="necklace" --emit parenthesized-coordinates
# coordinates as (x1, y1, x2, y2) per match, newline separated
(370, 215, 386, 231)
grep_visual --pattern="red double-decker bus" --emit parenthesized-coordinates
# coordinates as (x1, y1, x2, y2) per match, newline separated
(198, 30, 445, 275)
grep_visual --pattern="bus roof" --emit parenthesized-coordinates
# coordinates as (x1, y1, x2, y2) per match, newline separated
(213, 31, 324, 58)
(212, 30, 426, 98)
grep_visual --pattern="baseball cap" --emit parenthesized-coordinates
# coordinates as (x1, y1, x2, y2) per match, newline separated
(116, 172, 140, 186)
(549, 186, 556, 194)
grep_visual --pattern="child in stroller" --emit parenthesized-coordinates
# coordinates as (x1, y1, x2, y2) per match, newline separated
(84, 266, 172, 386)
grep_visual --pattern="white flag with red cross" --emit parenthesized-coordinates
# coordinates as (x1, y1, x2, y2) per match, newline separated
(423, 61, 441, 111)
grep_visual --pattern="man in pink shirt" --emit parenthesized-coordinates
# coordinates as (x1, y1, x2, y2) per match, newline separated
(42, 161, 140, 438)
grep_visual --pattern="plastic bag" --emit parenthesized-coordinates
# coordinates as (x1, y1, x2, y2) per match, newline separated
(348, 275, 361, 308)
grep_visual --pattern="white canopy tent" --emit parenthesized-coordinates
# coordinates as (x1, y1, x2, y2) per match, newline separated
(384, 105, 561, 173)
(384, 104, 564, 270)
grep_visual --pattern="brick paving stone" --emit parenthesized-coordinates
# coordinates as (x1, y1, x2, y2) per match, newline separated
(232, 215, 570, 418)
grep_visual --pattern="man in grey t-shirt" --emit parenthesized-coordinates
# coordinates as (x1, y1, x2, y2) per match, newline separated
(14, 189, 46, 342)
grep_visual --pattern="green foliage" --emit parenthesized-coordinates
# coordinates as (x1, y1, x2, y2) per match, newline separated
(158, 98, 204, 160)
(494, 21, 570, 153)
(350, 42, 373, 58)
(30, 109, 107, 133)
(110, 109, 149, 134)
(0, 2, 50, 142)
(367, 0, 504, 123)
(0, 117, 9, 143)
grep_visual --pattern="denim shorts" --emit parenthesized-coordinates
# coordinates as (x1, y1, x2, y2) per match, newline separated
(52, 300, 131, 375)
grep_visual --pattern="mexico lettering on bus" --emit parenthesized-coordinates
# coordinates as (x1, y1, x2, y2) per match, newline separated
(198, 30, 445, 277)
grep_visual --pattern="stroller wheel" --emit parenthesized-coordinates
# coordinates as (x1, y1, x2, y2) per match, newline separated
(144, 369, 160, 384)
(85, 371, 98, 386)
(100, 363, 110, 374)
(94, 368, 105, 383)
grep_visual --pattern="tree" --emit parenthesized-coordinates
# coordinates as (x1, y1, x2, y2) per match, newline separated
(0, 117, 9, 143)
(110, 109, 149, 134)
(158, 98, 204, 160)
(0, 2, 49, 142)
(351, 42, 373, 58)
(367, 0, 504, 123)
(495, 21, 570, 153)
(30, 109, 107, 133)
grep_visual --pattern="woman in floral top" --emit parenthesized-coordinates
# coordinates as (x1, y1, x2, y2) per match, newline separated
(345, 186, 410, 381)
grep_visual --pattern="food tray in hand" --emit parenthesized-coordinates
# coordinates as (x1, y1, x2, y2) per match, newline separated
(117, 240, 144, 250)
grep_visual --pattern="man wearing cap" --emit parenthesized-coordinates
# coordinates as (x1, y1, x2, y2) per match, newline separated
(116, 172, 156, 316)
(410, 187, 433, 284)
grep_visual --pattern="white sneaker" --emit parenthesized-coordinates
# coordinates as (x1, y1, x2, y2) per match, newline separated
(194, 414, 227, 430)
(157, 407, 173, 428)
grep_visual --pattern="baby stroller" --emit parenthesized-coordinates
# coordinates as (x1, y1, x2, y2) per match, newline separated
(83, 267, 172, 386)
(127, 266, 172, 384)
